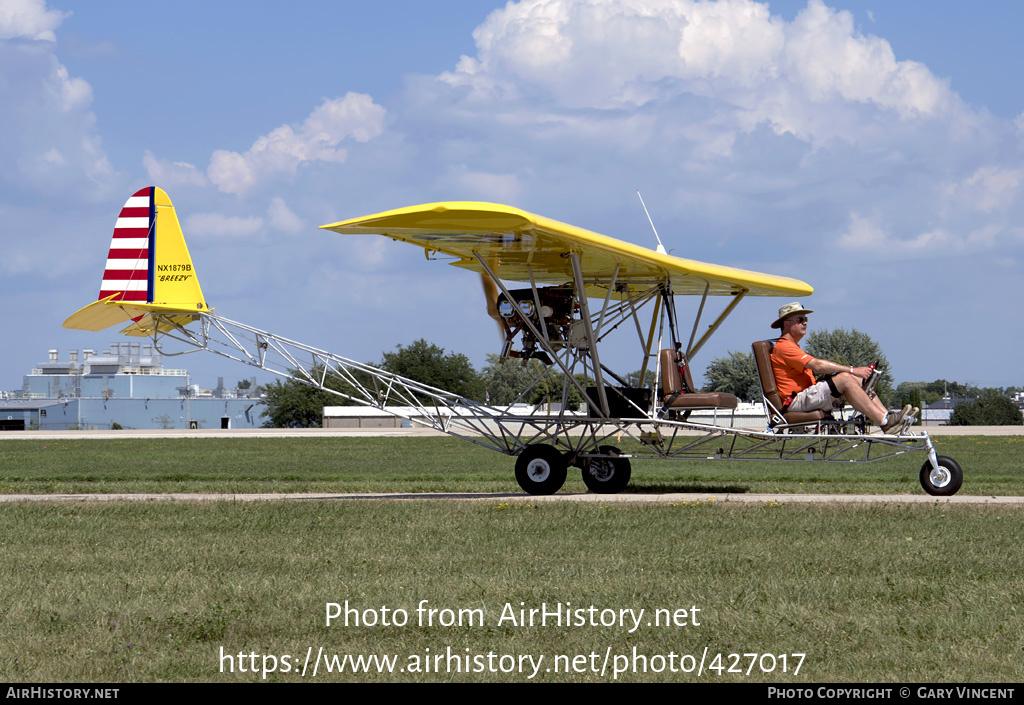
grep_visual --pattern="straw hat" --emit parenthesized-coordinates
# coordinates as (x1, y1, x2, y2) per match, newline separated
(771, 302, 814, 329)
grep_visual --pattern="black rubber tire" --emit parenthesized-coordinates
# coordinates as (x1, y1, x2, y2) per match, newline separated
(581, 445, 632, 494)
(515, 444, 568, 495)
(920, 455, 963, 496)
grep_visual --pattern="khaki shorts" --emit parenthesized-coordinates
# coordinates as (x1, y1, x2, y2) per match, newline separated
(788, 380, 843, 413)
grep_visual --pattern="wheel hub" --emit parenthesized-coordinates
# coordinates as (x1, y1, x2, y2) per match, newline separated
(929, 466, 951, 488)
(589, 458, 615, 481)
(526, 459, 551, 482)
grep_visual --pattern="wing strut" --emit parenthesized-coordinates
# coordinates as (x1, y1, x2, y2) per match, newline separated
(526, 266, 550, 342)
(570, 251, 610, 417)
(686, 283, 711, 358)
(686, 291, 747, 361)
(637, 294, 662, 391)
(595, 264, 621, 335)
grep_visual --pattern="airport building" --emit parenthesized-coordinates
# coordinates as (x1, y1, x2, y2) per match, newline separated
(0, 345, 265, 431)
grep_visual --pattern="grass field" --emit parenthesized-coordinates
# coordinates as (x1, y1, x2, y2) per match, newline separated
(0, 435, 1021, 683)
(0, 434, 1020, 495)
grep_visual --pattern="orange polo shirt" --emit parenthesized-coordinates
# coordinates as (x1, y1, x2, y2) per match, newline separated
(771, 337, 816, 399)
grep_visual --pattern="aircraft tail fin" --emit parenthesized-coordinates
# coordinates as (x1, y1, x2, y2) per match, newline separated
(63, 187, 210, 335)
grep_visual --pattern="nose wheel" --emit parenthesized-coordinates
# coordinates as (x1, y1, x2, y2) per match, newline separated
(920, 455, 963, 496)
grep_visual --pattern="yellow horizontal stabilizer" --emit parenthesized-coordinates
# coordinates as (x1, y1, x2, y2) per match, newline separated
(63, 296, 204, 333)
(321, 202, 813, 298)
(63, 296, 152, 332)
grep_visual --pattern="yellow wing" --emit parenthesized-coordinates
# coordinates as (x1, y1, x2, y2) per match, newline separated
(321, 202, 812, 298)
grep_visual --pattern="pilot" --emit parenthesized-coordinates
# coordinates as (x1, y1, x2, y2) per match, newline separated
(770, 302, 916, 433)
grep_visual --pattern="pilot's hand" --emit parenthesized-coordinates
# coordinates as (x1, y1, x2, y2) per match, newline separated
(850, 366, 871, 381)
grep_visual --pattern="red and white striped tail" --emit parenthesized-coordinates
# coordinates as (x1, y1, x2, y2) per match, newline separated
(99, 186, 154, 303)
(64, 186, 210, 335)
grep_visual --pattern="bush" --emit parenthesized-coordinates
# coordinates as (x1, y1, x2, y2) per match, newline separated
(949, 392, 1024, 426)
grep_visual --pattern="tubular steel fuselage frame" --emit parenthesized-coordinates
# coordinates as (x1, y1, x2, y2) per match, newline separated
(146, 258, 938, 470)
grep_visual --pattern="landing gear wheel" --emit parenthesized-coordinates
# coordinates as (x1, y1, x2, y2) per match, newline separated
(920, 455, 963, 496)
(515, 444, 568, 495)
(581, 445, 632, 494)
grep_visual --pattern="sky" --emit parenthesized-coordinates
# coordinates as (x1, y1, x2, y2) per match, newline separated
(2, 0, 1023, 395)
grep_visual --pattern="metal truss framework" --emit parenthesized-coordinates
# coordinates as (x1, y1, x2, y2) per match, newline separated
(145, 260, 937, 475)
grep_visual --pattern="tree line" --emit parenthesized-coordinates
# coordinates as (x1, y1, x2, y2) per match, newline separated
(259, 332, 1022, 427)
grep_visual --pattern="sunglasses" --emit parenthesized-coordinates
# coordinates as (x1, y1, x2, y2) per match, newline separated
(789, 316, 808, 324)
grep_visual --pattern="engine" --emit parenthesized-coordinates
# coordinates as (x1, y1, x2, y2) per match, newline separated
(495, 285, 578, 363)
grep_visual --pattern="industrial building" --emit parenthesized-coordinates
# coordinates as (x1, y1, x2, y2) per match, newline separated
(0, 345, 265, 431)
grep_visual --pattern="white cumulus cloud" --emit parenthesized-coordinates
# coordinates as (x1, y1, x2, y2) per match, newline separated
(53, 61, 92, 111)
(0, 0, 113, 196)
(207, 93, 386, 195)
(0, 0, 68, 41)
(781, 2, 949, 118)
(440, 0, 959, 145)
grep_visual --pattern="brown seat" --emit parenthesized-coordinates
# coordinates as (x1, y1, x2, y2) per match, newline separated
(659, 349, 738, 411)
(751, 340, 826, 428)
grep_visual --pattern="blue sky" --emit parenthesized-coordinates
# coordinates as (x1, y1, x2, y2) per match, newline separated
(2, 0, 1022, 395)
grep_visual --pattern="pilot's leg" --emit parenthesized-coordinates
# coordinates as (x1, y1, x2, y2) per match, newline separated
(831, 372, 888, 424)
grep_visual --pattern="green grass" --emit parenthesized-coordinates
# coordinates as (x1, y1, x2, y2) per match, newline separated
(1, 435, 1021, 682)
(0, 501, 1021, 682)
(0, 435, 1019, 495)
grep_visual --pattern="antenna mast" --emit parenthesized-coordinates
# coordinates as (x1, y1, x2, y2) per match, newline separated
(637, 190, 667, 255)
